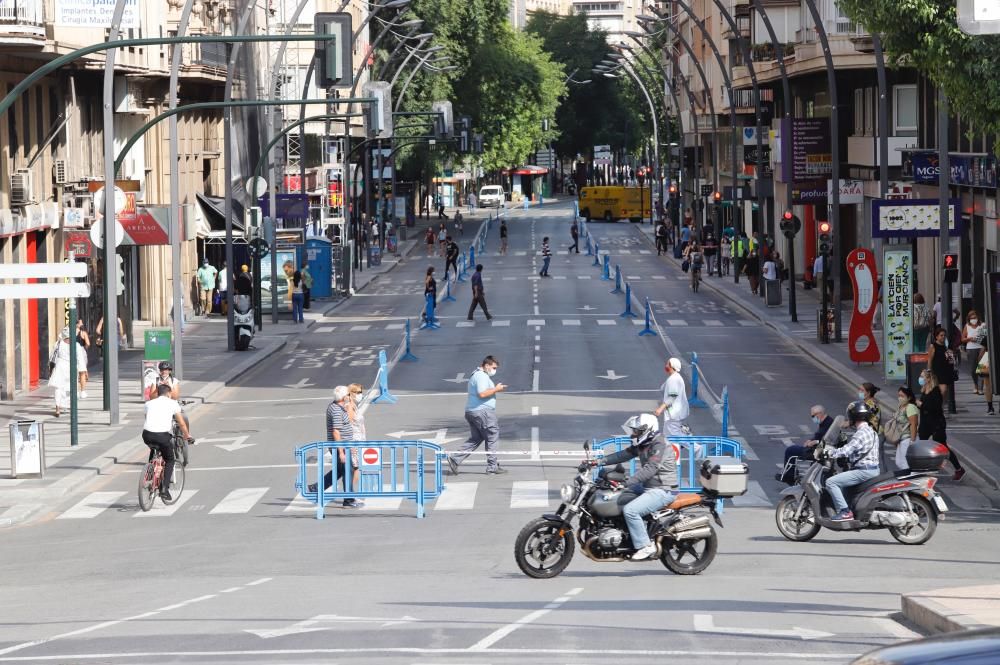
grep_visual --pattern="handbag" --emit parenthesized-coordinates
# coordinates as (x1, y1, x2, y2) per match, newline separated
(681, 259, 689, 273)
(883, 410, 905, 447)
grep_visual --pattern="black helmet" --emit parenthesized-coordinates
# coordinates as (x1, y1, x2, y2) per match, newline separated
(158, 361, 173, 372)
(846, 400, 872, 424)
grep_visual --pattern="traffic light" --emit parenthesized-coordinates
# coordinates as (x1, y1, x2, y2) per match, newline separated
(669, 184, 678, 198)
(817, 220, 832, 255)
(361, 81, 392, 138)
(779, 209, 802, 239)
(314, 13, 352, 88)
(458, 116, 471, 153)
(431, 101, 454, 139)
(473, 133, 484, 154)
(944, 251, 959, 282)
(712, 191, 721, 204)
(116, 254, 125, 296)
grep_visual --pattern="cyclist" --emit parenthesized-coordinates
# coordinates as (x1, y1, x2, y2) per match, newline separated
(157, 361, 181, 399)
(142, 384, 192, 501)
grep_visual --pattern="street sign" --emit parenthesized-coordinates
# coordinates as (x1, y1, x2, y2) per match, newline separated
(247, 238, 270, 260)
(0, 282, 91, 300)
(361, 447, 380, 467)
(89, 218, 126, 249)
(958, 0, 1000, 34)
(700, 184, 713, 197)
(65, 231, 92, 258)
(0, 262, 87, 279)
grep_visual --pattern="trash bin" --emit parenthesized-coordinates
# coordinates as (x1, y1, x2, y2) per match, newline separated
(9, 420, 45, 478)
(143, 329, 172, 362)
(387, 235, 398, 254)
(368, 246, 382, 267)
(398, 225, 407, 242)
(765, 279, 782, 307)
(906, 353, 929, 396)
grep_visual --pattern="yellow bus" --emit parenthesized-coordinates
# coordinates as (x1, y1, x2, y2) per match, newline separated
(579, 186, 652, 223)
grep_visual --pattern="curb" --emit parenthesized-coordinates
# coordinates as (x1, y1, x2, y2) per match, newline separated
(632, 225, 1000, 490)
(902, 586, 1000, 634)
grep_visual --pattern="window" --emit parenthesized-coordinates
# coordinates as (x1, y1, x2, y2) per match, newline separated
(854, 88, 864, 135)
(893, 84, 917, 134)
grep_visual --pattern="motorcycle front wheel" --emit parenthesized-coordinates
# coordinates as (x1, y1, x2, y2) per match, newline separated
(889, 494, 937, 545)
(660, 528, 717, 575)
(776, 495, 821, 542)
(514, 518, 575, 579)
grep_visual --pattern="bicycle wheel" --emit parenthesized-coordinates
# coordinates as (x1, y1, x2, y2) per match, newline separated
(137, 463, 156, 512)
(174, 434, 189, 468)
(161, 463, 185, 505)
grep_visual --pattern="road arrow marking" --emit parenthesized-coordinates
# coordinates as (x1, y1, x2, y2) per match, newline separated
(199, 436, 255, 453)
(597, 370, 628, 381)
(693, 614, 833, 640)
(750, 371, 779, 382)
(442, 373, 467, 384)
(578, 305, 596, 311)
(246, 614, 417, 639)
(283, 378, 314, 389)
(385, 429, 461, 445)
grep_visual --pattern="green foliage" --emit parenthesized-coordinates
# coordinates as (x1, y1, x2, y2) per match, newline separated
(838, 0, 1000, 138)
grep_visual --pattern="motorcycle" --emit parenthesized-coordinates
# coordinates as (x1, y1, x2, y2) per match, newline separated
(514, 440, 738, 579)
(233, 294, 254, 351)
(775, 416, 948, 545)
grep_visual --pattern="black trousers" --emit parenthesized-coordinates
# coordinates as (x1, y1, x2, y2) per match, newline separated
(142, 430, 175, 494)
(468, 294, 491, 320)
(445, 257, 458, 277)
(303, 286, 311, 309)
(569, 235, 579, 253)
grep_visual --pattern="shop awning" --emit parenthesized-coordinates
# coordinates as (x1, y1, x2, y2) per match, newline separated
(195, 193, 246, 237)
(504, 165, 549, 176)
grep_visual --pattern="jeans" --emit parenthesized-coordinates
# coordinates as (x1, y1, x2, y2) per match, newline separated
(292, 292, 305, 322)
(623, 487, 675, 549)
(540, 256, 551, 275)
(895, 437, 912, 471)
(825, 467, 879, 513)
(706, 254, 716, 275)
(451, 408, 500, 471)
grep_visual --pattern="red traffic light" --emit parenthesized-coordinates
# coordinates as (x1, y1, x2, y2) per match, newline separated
(712, 191, 721, 201)
(943, 252, 958, 269)
(818, 221, 832, 234)
(669, 184, 677, 194)
(782, 210, 794, 221)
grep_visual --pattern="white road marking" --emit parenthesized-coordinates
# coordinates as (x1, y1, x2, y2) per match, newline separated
(631, 319, 646, 326)
(314, 326, 335, 333)
(553, 275, 566, 280)
(502, 276, 517, 281)
(359, 493, 405, 511)
(492, 320, 511, 327)
(135, 490, 198, 517)
(731, 481, 772, 508)
(534, 356, 540, 362)
(693, 614, 833, 640)
(534, 305, 540, 315)
(531, 406, 539, 416)
(561, 319, 581, 326)
(667, 320, 688, 326)
(577, 275, 592, 279)
(597, 319, 617, 325)
(468, 588, 583, 651)
(350, 325, 371, 331)
(651, 275, 666, 280)
(527, 319, 546, 326)
(285, 493, 314, 512)
(628, 275, 642, 280)
(384, 323, 405, 330)
(531, 427, 540, 461)
(510, 481, 550, 509)
(535, 335, 541, 341)
(704, 320, 724, 326)
(738, 320, 757, 326)
(56, 491, 127, 520)
(434, 482, 478, 510)
(209, 488, 269, 514)
(638, 250, 652, 255)
(456, 321, 474, 327)
(532, 370, 540, 392)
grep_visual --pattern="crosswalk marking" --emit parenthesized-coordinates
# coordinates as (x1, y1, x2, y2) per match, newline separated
(503, 276, 517, 281)
(619, 249, 632, 255)
(737, 320, 757, 327)
(667, 320, 689, 326)
(553, 275, 567, 280)
(134, 490, 199, 517)
(384, 323, 405, 330)
(515, 251, 527, 256)
(492, 320, 511, 327)
(628, 275, 642, 280)
(731, 481, 771, 508)
(360, 495, 405, 511)
(456, 321, 475, 327)
(434, 482, 479, 510)
(651, 275, 667, 280)
(285, 493, 314, 512)
(510, 481, 551, 508)
(638, 250, 652, 255)
(597, 319, 617, 325)
(704, 320, 724, 327)
(562, 319, 581, 326)
(314, 326, 335, 333)
(58, 491, 126, 519)
(350, 325, 371, 332)
(209, 488, 269, 514)
(527, 319, 546, 326)
(577, 275, 592, 280)
(632, 319, 647, 326)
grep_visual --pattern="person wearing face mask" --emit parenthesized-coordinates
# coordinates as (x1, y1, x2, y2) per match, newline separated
(962, 310, 988, 395)
(892, 387, 920, 472)
(448, 356, 507, 475)
(345, 383, 367, 507)
(776, 405, 833, 484)
(857, 382, 882, 431)
(917, 370, 965, 481)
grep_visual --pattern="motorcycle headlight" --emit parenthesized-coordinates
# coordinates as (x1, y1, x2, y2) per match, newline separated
(560, 483, 575, 501)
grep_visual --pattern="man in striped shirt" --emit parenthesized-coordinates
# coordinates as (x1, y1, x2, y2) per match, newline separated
(539, 237, 552, 277)
(825, 401, 880, 522)
(308, 385, 360, 507)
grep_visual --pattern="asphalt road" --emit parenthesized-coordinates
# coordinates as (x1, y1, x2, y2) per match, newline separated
(2, 201, 999, 665)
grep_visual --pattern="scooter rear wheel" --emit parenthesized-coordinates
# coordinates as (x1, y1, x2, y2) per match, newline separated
(776, 495, 821, 542)
(889, 494, 937, 545)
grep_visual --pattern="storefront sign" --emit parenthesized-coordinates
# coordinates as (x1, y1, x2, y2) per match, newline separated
(791, 180, 828, 204)
(827, 179, 864, 205)
(883, 248, 913, 380)
(783, 118, 832, 181)
(902, 149, 997, 189)
(743, 144, 772, 166)
(55, 0, 140, 28)
(872, 198, 962, 237)
(847, 249, 881, 364)
(64, 231, 93, 258)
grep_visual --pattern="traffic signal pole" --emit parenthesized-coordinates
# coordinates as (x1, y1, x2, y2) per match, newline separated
(939, 89, 952, 353)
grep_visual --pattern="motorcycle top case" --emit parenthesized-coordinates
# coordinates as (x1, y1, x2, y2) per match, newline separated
(905, 439, 949, 472)
(698, 456, 749, 496)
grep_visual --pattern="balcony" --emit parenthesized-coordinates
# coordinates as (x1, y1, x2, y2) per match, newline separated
(177, 40, 228, 83)
(750, 42, 794, 63)
(0, 1, 46, 46)
(724, 14, 751, 39)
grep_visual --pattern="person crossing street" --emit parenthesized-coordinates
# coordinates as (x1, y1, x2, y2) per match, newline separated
(448, 356, 507, 475)
(539, 237, 552, 277)
(569, 220, 580, 253)
(654, 357, 690, 437)
(467, 264, 492, 321)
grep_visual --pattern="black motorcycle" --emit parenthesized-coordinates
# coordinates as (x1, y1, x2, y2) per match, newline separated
(514, 441, 738, 579)
(775, 417, 948, 545)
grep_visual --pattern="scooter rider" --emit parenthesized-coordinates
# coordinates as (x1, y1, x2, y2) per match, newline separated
(595, 414, 678, 561)
(822, 401, 880, 522)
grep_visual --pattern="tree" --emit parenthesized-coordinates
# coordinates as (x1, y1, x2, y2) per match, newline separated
(838, 0, 1000, 139)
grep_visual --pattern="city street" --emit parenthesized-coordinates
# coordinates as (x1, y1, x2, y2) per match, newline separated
(2, 202, 999, 664)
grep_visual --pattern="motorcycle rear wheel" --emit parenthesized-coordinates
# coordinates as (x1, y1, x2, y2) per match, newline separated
(514, 518, 575, 579)
(776, 495, 821, 542)
(659, 528, 717, 575)
(889, 494, 937, 545)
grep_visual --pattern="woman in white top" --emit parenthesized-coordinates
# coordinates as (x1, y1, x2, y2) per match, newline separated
(962, 309, 988, 394)
(762, 257, 778, 282)
(48, 327, 87, 417)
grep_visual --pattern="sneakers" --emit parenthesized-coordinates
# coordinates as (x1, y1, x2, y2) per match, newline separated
(953, 468, 966, 482)
(486, 467, 508, 475)
(159, 489, 173, 502)
(79, 391, 87, 399)
(447, 457, 460, 476)
(631, 543, 658, 561)
(342, 498, 359, 509)
(831, 509, 854, 522)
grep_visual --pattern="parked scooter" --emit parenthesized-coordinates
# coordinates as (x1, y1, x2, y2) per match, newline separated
(775, 415, 948, 545)
(233, 294, 254, 351)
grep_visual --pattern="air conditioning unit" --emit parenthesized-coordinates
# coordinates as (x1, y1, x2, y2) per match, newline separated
(11, 169, 33, 205)
(53, 159, 68, 185)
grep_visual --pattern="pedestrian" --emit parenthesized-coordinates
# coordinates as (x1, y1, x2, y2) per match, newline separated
(454, 209, 464, 237)
(734, 232, 748, 283)
(891, 386, 920, 472)
(283, 261, 305, 323)
(857, 382, 882, 430)
(444, 236, 460, 280)
(346, 382, 366, 505)
(961, 309, 988, 394)
(438, 223, 447, 256)
(196, 258, 218, 317)
(928, 326, 958, 414)
(654, 357, 689, 437)
(569, 219, 580, 253)
(448, 355, 507, 475)
(309, 385, 361, 507)
(468, 192, 476, 214)
(977, 339, 994, 414)
(423, 266, 437, 323)
(300, 262, 313, 310)
(720, 235, 731, 275)
(48, 327, 86, 417)
(499, 220, 508, 255)
(235, 264, 253, 296)
(437, 194, 447, 220)
(744, 250, 761, 295)
(917, 369, 965, 481)
(762, 253, 778, 283)
(467, 263, 492, 321)
(702, 229, 717, 275)
(425, 226, 436, 257)
(539, 236, 552, 277)
(679, 222, 691, 254)
(912, 292, 933, 351)
(96, 315, 127, 352)
(655, 221, 667, 255)
(218, 261, 229, 315)
(75, 320, 90, 399)
(684, 241, 702, 291)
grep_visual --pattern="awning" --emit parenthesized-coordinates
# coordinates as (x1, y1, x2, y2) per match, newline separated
(504, 165, 549, 176)
(195, 193, 246, 237)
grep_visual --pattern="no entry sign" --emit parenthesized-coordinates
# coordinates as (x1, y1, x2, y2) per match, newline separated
(361, 447, 380, 467)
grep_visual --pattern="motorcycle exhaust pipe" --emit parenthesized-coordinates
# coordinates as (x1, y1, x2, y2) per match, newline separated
(672, 526, 713, 541)
(670, 515, 711, 532)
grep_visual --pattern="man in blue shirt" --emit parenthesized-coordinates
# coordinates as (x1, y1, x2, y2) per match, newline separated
(448, 356, 507, 475)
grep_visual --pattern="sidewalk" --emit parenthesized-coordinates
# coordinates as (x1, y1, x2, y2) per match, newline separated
(633, 224, 1000, 491)
(903, 584, 1000, 634)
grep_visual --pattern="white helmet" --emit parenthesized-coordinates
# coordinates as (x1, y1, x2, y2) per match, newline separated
(622, 413, 659, 446)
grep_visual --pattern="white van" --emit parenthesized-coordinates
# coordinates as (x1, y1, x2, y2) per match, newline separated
(478, 185, 505, 208)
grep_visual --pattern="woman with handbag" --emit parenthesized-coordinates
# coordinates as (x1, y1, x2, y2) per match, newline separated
(917, 369, 966, 482)
(961, 310, 988, 394)
(927, 327, 958, 414)
(890, 387, 920, 471)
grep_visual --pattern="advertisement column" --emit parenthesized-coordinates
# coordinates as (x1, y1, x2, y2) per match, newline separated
(883, 248, 914, 380)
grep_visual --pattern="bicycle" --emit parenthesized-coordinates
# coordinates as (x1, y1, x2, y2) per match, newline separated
(172, 399, 195, 467)
(138, 439, 192, 511)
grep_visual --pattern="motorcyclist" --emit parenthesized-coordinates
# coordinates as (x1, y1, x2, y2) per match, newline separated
(595, 414, 679, 561)
(821, 400, 880, 522)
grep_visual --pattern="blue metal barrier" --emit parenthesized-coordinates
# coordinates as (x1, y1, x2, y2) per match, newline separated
(638, 298, 657, 336)
(621, 283, 636, 317)
(420, 293, 440, 330)
(611, 265, 623, 293)
(591, 435, 743, 495)
(689, 351, 708, 408)
(593, 243, 600, 266)
(294, 440, 446, 519)
(601, 254, 611, 280)
(442, 278, 456, 302)
(574, 201, 579, 219)
(372, 349, 397, 404)
(470, 245, 476, 269)
(401, 319, 418, 362)
(720, 385, 729, 437)
(458, 254, 467, 282)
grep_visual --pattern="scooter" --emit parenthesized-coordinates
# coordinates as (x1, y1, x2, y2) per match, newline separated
(233, 294, 254, 351)
(775, 416, 948, 545)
